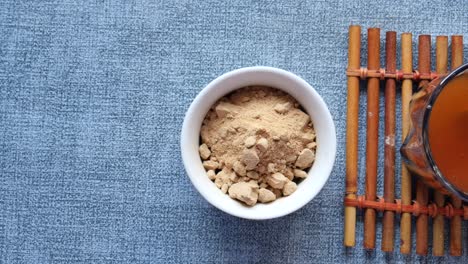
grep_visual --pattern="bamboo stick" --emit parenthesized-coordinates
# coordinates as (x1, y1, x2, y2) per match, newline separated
(415, 35, 431, 256)
(400, 32, 413, 255)
(364, 28, 380, 250)
(432, 35, 448, 256)
(451, 35, 463, 69)
(382, 31, 396, 252)
(344, 25, 361, 247)
(449, 35, 463, 257)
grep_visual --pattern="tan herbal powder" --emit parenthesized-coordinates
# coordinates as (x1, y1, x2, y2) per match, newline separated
(199, 86, 316, 206)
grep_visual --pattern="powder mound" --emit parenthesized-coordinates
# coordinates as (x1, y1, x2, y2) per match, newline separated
(200, 86, 317, 206)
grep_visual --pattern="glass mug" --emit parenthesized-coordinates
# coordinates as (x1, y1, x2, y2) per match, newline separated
(401, 63, 468, 202)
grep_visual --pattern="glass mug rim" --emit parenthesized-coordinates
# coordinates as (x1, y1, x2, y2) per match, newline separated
(422, 63, 468, 201)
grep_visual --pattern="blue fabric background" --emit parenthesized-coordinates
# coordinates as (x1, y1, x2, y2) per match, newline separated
(1, 0, 467, 263)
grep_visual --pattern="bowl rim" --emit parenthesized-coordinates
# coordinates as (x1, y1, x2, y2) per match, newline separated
(180, 66, 336, 220)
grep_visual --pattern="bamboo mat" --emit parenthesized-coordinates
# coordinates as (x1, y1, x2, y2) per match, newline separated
(343, 25, 467, 256)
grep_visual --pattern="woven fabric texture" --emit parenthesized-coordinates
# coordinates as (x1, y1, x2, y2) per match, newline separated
(1, 0, 467, 263)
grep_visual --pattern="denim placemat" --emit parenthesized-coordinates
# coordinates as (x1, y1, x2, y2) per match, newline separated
(1, 0, 467, 263)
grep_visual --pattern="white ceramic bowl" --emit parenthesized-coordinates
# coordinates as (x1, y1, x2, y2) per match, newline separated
(181, 66, 336, 220)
